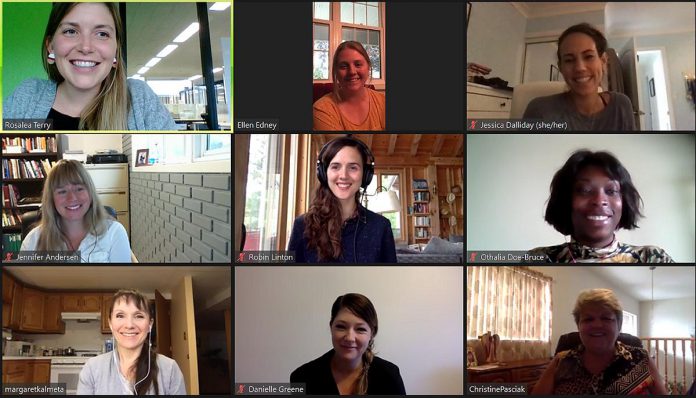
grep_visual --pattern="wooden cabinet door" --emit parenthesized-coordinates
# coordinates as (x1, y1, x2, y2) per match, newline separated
(20, 288, 45, 331)
(10, 283, 23, 329)
(3, 360, 27, 384)
(44, 294, 65, 333)
(2, 302, 11, 328)
(2, 272, 14, 303)
(32, 361, 51, 383)
(102, 294, 113, 333)
(81, 294, 102, 312)
(62, 294, 83, 312)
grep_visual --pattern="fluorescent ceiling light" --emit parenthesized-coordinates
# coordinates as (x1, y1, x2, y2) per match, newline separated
(131, 74, 141, 79)
(173, 23, 199, 43)
(157, 44, 178, 58)
(145, 58, 162, 68)
(210, 2, 230, 11)
(137, 66, 150, 74)
(188, 74, 202, 81)
(212, 67, 223, 73)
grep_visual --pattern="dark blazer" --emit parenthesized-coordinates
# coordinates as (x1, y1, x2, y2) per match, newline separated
(290, 349, 406, 395)
(287, 205, 397, 263)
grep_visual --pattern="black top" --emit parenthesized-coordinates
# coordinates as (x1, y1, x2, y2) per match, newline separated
(290, 349, 406, 395)
(287, 204, 397, 263)
(47, 108, 80, 130)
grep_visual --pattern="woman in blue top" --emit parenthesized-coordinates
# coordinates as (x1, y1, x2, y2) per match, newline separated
(4, 2, 175, 130)
(288, 137, 397, 263)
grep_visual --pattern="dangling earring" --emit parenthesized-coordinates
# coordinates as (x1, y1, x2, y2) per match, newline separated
(112, 57, 117, 68)
(47, 53, 55, 64)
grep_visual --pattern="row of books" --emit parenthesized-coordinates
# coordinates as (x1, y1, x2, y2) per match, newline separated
(414, 228, 431, 238)
(2, 233, 22, 253)
(412, 179, 429, 190)
(414, 216, 431, 226)
(412, 203, 430, 213)
(2, 136, 57, 153)
(2, 158, 56, 179)
(2, 210, 23, 227)
(2, 185, 41, 209)
(414, 192, 430, 202)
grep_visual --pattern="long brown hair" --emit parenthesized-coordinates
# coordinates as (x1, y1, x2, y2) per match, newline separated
(330, 293, 378, 395)
(109, 289, 160, 395)
(304, 138, 366, 261)
(36, 160, 109, 251)
(42, 2, 130, 130)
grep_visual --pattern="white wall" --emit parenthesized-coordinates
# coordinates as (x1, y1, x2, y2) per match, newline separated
(529, 266, 640, 357)
(467, 134, 695, 262)
(235, 267, 463, 395)
(17, 320, 109, 353)
(467, 2, 526, 85)
(60, 134, 123, 155)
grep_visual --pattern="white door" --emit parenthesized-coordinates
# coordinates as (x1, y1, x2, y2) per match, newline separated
(620, 38, 644, 129)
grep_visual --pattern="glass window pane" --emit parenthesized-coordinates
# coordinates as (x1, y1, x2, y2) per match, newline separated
(340, 2, 353, 24)
(367, 2, 378, 6)
(381, 174, 401, 239)
(314, 2, 330, 20)
(342, 27, 353, 42)
(207, 134, 230, 151)
(367, 5, 379, 27)
(313, 23, 329, 49)
(355, 29, 367, 46)
(313, 51, 329, 79)
(366, 31, 380, 79)
(354, 3, 366, 25)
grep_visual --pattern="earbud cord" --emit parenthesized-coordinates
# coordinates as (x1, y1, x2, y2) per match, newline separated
(133, 329, 152, 395)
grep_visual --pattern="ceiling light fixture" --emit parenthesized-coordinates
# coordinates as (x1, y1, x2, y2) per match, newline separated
(156, 45, 178, 58)
(145, 58, 162, 68)
(212, 67, 223, 73)
(173, 23, 200, 43)
(188, 74, 202, 81)
(210, 2, 230, 11)
(137, 66, 150, 75)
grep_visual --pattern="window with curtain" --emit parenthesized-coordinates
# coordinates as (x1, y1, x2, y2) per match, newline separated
(467, 266, 552, 341)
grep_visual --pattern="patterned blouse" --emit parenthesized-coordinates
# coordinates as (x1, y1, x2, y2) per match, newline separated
(528, 238, 674, 263)
(554, 341, 654, 394)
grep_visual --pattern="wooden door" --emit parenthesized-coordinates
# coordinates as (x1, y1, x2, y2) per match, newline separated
(102, 294, 113, 333)
(11, 283, 23, 329)
(155, 290, 172, 358)
(32, 361, 51, 383)
(2, 272, 14, 303)
(170, 275, 199, 394)
(21, 288, 45, 331)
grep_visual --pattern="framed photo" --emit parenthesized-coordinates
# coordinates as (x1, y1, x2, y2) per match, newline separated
(135, 149, 149, 167)
(467, 346, 478, 368)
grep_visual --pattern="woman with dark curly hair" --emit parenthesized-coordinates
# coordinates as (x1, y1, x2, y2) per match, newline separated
(287, 136, 396, 263)
(528, 150, 673, 262)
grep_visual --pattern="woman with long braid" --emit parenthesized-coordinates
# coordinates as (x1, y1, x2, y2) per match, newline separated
(291, 293, 405, 394)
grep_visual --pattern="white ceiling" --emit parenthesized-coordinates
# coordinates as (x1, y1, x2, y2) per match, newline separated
(588, 266, 695, 301)
(513, 2, 695, 36)
(4, 266, 231, 312)
(125, 2, 230, 81)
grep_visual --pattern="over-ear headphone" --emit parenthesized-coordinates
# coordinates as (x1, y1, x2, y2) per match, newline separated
(316, 137, 375, 189)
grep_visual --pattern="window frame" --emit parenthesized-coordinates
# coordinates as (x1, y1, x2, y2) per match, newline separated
(313, 2, 386, 90)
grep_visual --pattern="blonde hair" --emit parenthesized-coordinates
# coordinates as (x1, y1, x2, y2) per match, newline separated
(331, 41, 373, 103)
(36, 160, 109, 251)
(42, 3, 130, 130)
(572, 288, 623, 330)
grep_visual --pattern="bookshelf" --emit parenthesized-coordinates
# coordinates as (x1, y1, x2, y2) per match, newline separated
(1, 134, 60, 255)
(410, 179, 431, 243)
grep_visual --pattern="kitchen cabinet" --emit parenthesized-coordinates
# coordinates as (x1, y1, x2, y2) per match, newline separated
(3, 272, 14, 302)
(102, 293, 113, 333)
(20, 288, 45, 331)
(44, 294, 65, 333)
(62, 293, 102, 312)
(1, 360, 51, 384)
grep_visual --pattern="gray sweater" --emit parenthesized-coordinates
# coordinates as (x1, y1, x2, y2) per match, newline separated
(77, 351, 187, 395)
(523, 91, 636, 131)
(3, 78, 177, 130)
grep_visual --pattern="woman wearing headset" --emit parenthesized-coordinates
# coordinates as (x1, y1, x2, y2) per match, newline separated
(78, 289, 186, 395)
(288, 136, 397, 263)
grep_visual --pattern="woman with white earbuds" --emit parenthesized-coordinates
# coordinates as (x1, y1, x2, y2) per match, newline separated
(3, 3, 176, 130)
(78, 289, 186, 395)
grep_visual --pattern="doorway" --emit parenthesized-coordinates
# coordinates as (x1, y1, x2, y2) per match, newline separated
(636, 49, 674, 130)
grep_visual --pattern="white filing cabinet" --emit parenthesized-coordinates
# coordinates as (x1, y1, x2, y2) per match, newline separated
(84, 163, 130, 239)
(467, 82, 513, 119)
